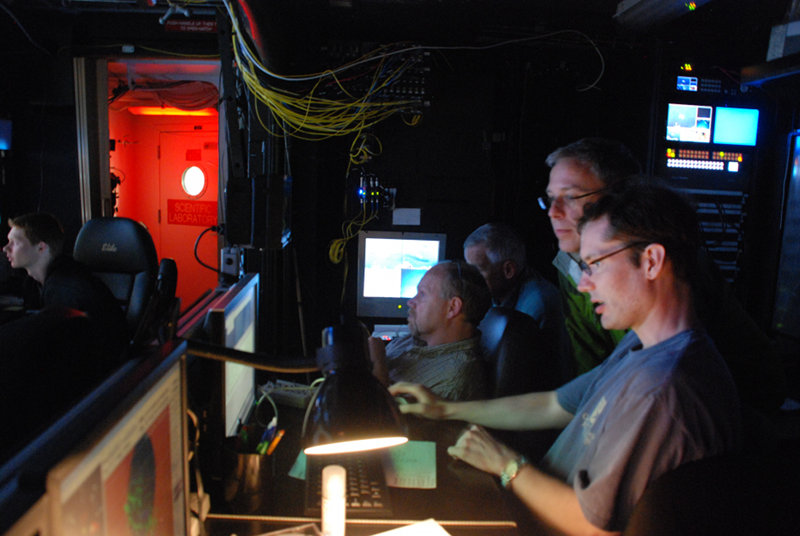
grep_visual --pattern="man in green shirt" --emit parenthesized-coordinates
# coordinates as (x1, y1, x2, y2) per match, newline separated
(540, 138, 786, 411)
(540, 138, 639, 374)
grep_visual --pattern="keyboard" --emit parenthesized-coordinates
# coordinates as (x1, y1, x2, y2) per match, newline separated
(304, 452, 393, 518)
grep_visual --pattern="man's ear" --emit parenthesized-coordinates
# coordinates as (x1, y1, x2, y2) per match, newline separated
(447, 295, 464, 319)
(642, 243, 666, 280)
(502, 260, 517, 280)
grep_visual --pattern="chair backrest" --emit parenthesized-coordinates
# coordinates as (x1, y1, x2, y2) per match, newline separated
(478, 307, 564, 398)
(73, 217, 159, 337)
(134, 257, 180, 345)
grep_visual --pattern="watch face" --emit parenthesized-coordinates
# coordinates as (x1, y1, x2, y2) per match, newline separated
(502, 459, 520, 487)
(506, 460, 519, 476)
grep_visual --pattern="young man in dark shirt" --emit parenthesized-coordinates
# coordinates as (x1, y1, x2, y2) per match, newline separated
(3, 212, 128, 349)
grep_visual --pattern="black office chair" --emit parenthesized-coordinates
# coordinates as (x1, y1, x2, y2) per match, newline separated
(478, 307, 565, 398)
(73, 217, 159, 344)
(622, 452, 800, 536)
(478, 307, 567, 459)
(137, 257, 180, 345)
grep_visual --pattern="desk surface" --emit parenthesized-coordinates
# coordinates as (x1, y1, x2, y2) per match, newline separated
(203, 408, 521, 535)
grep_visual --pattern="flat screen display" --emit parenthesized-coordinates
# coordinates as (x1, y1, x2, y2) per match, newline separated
(0, 119, 10, 151)
(47, 353, 187, 536)
(666, 103, 759, 147)
(713, 107, 759, 146)
(666, 103, 713, 143)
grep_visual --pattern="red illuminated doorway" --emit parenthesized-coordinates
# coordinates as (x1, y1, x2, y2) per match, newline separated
(158, 128, 220, 309)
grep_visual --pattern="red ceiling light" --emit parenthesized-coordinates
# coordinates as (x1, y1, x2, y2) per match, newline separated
(127, 106, 217, 116)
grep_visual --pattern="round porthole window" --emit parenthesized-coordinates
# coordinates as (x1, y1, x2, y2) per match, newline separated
(181, 165, 206, 197)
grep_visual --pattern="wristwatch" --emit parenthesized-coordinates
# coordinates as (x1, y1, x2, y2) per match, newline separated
(500, 455, 529, 489)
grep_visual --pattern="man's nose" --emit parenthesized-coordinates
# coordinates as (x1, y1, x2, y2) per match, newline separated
(547, 198, 565, 218)
(576, 271, 594, 293)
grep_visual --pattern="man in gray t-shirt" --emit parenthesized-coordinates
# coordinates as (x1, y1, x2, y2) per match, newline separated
(389, 181, 742, 534)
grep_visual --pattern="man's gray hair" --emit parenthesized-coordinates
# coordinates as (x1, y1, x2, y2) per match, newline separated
(545, 137, 641, 187)
(463, 222, 527, 270)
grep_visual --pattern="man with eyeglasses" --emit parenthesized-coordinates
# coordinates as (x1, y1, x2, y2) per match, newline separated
(541, 138, 786, 412)
(389, 181, 741, 534)
(368, 260, 492, 401)
(540, 138, 641, 376)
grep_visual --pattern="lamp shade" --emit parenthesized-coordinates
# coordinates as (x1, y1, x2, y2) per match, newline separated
(303, 324, 408, 455)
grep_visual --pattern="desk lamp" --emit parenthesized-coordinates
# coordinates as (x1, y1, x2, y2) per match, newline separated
(303, 323, 408, 455)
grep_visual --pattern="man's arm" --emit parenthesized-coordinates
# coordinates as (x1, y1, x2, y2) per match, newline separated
(388, 382, 573, 431)
(367, 336, 390, 386)
(450, 425, 619, 536)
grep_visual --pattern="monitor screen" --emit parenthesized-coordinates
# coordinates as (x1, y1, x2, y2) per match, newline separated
(712, 107, 759, 146)
(46, 348, 188, 536)
(666, 103, 713, 143)
(205, 273, 259, 437)
(356, 230, 446, 319)
(0, 119, 10, 151)
(676, 76, 698, 92)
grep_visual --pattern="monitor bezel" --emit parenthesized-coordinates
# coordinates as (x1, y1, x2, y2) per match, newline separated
(44, 344, 190, 536)
(355, 230, 447, 320)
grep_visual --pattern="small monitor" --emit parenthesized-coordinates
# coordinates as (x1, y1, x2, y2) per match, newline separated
(204, 273, 259, 437)
(676, 76, 698, 92)
(356, 230, 446, 319)
(666, 103, 713, 143)
(46, 347, 188, 536)
(0, 119, 10, 151)
(713, 107, 759, 146)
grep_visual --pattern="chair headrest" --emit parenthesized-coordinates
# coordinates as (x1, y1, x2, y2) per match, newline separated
(73, 217, 158, 274)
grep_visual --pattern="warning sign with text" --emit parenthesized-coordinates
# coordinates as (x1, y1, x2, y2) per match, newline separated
(167, 199, 217, 227)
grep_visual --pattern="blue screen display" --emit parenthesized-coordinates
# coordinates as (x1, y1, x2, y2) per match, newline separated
(0, 119, 11, 151)
(712, 107, 759, 146)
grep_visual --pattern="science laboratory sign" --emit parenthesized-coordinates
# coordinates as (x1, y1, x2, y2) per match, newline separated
(167, 199, 217, 227)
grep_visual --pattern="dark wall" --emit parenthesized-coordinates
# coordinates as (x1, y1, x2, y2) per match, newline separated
(0, 10, 82, 245)
(2, 2, 799, 359)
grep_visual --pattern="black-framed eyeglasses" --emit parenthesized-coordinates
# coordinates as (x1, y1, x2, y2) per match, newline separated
(447, 259, 464, 281)
(537, 188, 607, 211)
(577, 241, 650, 276)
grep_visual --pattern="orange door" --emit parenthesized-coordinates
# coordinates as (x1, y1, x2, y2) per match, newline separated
(158, 129, 219, 310)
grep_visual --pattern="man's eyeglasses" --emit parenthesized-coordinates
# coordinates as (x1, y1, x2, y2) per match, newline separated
(577, 241, 650, 276)
(537, 188, 607, 211)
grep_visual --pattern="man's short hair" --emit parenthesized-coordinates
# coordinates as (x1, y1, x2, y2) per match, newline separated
(437, 260, 492, 327)
(545, 137, 641, 187)
(463, 222, 527, 269)
(8, 213, 65, 256)
(578, 178, 700, 283)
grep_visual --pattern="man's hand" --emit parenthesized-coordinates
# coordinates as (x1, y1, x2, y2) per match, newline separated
(447, 424, 517, 477)
(388, 382, 450, 419)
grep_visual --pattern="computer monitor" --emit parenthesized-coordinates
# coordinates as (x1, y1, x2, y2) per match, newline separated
(772, 130, 800, 338)
(204, 273, 259, 438)
(0, 119, 11, 151)
(666, 102, 759, 147)
(45, 345, 189, 536)
(356, 230, 447, 320)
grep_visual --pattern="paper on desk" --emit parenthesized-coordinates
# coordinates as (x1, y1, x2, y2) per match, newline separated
(370, 518, 451, 535)
(382, 440, 436, 489)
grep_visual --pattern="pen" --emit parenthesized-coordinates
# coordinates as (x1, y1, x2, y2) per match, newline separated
(266, 429, 285, 455)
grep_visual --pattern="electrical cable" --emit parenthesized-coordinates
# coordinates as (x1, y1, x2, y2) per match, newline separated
(0, 3, 52, 56)
(194, 225, 222, 273)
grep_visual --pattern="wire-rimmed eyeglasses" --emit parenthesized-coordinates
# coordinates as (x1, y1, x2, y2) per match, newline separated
(577, 241, 650, 276)
(537, 188, 607, 211)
